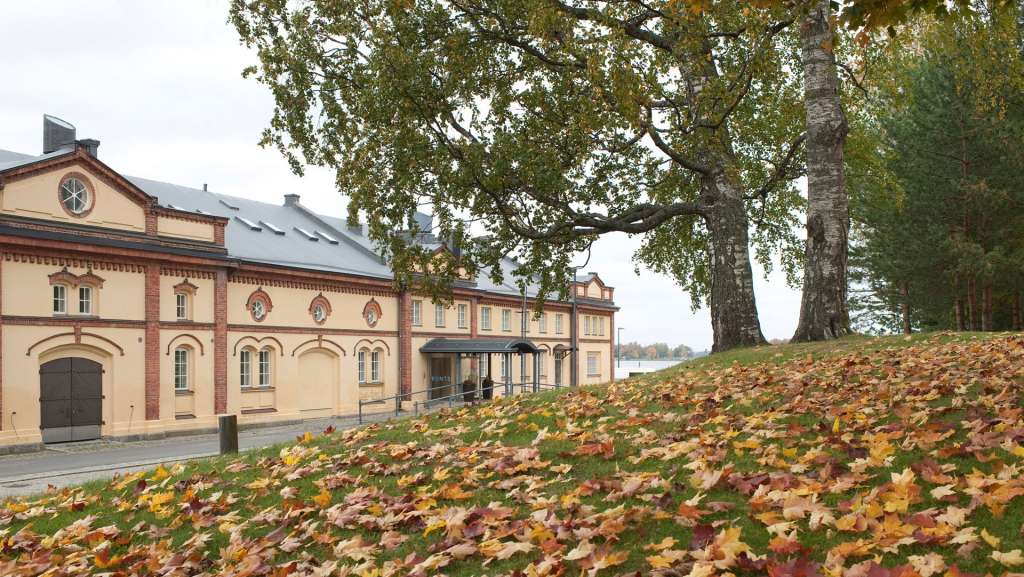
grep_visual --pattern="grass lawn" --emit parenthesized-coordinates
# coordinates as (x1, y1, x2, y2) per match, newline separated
(2, 331, 1023, 576)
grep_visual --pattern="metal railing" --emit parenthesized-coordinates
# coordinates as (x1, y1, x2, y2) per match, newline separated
(358, 380, 565, 424)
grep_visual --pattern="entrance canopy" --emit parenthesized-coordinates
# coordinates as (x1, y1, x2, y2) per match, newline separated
(420, 338, 540, 355)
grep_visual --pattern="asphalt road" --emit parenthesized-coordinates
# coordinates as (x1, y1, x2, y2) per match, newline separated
(0, 410, 401, 497)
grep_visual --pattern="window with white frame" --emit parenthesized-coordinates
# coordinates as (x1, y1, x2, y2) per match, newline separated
(358, 350, 367, 383)
(501, 309, 511, 331)
(481, 307, 492, 330)
(555, 314, 563, 334)
(435, 303, 445, 327)
(240, 349, 252, 387)
(174, 347, 189, 390)
(501, 354, 510, 381)
(539, 351, 547, 378)
(78, 286, 92, 315)
(587, 351, 600, 376)
(584, 315, 591, 335)
(258, 348, 272, 386)
(457, 304, 468, 328)
(412, 300, 422, 326)
(538, 313, 547, 333)
(599, 317, 605, 336)
(175, 292, 188, 321)
(371, 350, 381, 383)
(53, 284, 67, 314)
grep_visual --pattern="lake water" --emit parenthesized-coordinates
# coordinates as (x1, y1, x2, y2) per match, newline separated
(613, 358, 687, 379)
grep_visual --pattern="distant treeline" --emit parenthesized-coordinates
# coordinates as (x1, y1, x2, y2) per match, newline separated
(617, 341, 692, 360)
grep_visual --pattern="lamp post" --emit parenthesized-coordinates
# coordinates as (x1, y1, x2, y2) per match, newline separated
(617, 327, 625, 368)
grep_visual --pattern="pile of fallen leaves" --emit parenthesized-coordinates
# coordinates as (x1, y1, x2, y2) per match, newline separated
(2, 334, 1023, 577)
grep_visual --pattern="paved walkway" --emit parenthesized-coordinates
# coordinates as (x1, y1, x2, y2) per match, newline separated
(0, 409, 403, 497)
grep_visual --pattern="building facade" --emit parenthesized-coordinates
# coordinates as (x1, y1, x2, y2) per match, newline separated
(0, 117, 616, 449)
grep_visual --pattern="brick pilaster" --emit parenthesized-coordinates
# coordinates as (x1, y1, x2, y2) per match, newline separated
(399, 290, 412, 397)
(214, 269, 228, 413)
(144, 264, 160, 419)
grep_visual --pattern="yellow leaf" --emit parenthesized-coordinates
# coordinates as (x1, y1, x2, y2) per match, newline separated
(313, 489, 332, 508)
(644, 536, 677, 551)
(832, 417, 841, 434)
(981, 528, 1001, 548)
(151, 464, 170, 481)
(992, 549, 1024, 566)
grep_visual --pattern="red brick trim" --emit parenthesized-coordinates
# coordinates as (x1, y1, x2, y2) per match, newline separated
(77, 270, 105, 288)
(2, 315, 145, 328)
(227, 324, 399, 337)
(24, 330, 126, 357)
(0, 234, 227, 267)
(362, 298, 382, 328)
(232, 335, 284, 356)
(245, 287, 273, 322)
(308, 293, 332, 325)
(214, 270, 227, 414)
(354, 338, 391, 356)
(0, 148, 154, 209)
(290, 336, 347, 357)
(173, 279, 199, 295)
(144, 265, 160, 420)
(48, 267, 79, 287)
(161, 268, 216, 280)
(159, 321, 214, 330)
(399, 291, 412, 397)
(165, 333, 205, 356)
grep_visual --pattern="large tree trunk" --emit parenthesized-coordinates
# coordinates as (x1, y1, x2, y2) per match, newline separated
(792, 0, 850, 343)
(900, 282, 912, 334)
(706, 172, 767, 352)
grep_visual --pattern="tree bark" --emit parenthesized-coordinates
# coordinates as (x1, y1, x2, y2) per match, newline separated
(1013, 292, 1022, 331)
(982, 284, 992, 331)
(900, 282, 912, 334)
(706, 172, 767, 352)
(968, 276, 979, 330)
(792, 0, 850, 343)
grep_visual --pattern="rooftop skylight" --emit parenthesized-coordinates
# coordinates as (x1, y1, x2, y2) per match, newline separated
(219, 199, 239, 210)
(294, 227, 319, 241)
(234, 216, 262, 231)
(315, 230, 339, 244)
(260, 220, 285, 235)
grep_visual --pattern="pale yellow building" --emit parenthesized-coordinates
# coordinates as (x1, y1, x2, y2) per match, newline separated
(0, 116, 617, 450)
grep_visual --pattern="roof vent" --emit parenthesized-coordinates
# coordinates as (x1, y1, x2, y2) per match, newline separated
(43, 114, 76, 153)
(219, 199, 239, 211)
(260, 220, 285, 235)
(294, 227, 318, 241)
(315, 230, 339, 244)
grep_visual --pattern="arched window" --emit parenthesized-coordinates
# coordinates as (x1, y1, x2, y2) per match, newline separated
(258, 347, 273, 386)
(240, 348, 253, 387)
(357, 349, 367, 384)
(371, 349, 382, 383)
(174, 346, 190, 391)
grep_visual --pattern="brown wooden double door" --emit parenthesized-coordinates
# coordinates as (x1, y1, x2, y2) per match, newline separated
(40, 358, 103, 443)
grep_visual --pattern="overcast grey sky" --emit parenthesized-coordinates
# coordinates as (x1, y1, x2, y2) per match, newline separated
(0, 1, 803, 351)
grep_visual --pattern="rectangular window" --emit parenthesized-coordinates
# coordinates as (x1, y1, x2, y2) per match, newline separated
(522, 355, 530, 381)
(412, 300, 422, 326)
(174, 348, 189, 390)
(457, 304, 468, 328)
(176, 293, 188, 321)
(481, 307, 491, 330)
(555, 314, 563, 334)
(584, 315, 591, 335)
(435, 303, 445, 327)
(358, 351, 366, 384)
(240, 350, 251, 387)
(599, 317, 605, 336)
(538, 351, 547, 378)
(78, 286, 92, 315)
(371, 350, 381, 382)
(520, 311, 527, 333)
(501, 309, 511, 331)
(587, 352, 600, 376)
(501, 354, 510, 381)
(258, 349, 271, 386)
(539, 313, 547, 333)
(53, 285, 66, 314)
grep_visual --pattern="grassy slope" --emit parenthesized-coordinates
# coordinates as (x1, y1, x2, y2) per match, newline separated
(2, 331, 1023, 576)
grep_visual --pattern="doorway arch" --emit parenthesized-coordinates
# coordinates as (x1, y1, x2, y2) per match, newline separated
(40, 357, 103, 443)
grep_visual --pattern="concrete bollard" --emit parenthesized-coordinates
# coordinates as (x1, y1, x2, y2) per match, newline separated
(219, 414, 239, 454)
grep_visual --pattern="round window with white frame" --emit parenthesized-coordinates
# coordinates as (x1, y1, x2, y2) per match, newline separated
(250, 299, 266, 321)
(59, 176, 92, 216)
(313, 304, 327, 324)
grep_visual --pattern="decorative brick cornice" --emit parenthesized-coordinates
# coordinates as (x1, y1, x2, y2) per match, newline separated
(173, 279, 199, 295)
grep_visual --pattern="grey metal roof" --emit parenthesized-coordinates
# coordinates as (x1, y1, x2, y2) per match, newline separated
(0, 148, 611, 305)
(419, 338, 541, 354)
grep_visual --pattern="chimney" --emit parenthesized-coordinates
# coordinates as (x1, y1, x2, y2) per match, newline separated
(347, 222, 363, 236)
(203, 183, 208, 192)
(284, 194, 300, 206)
(77, 138, 100, 158)
(43, 114, 76, 153)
